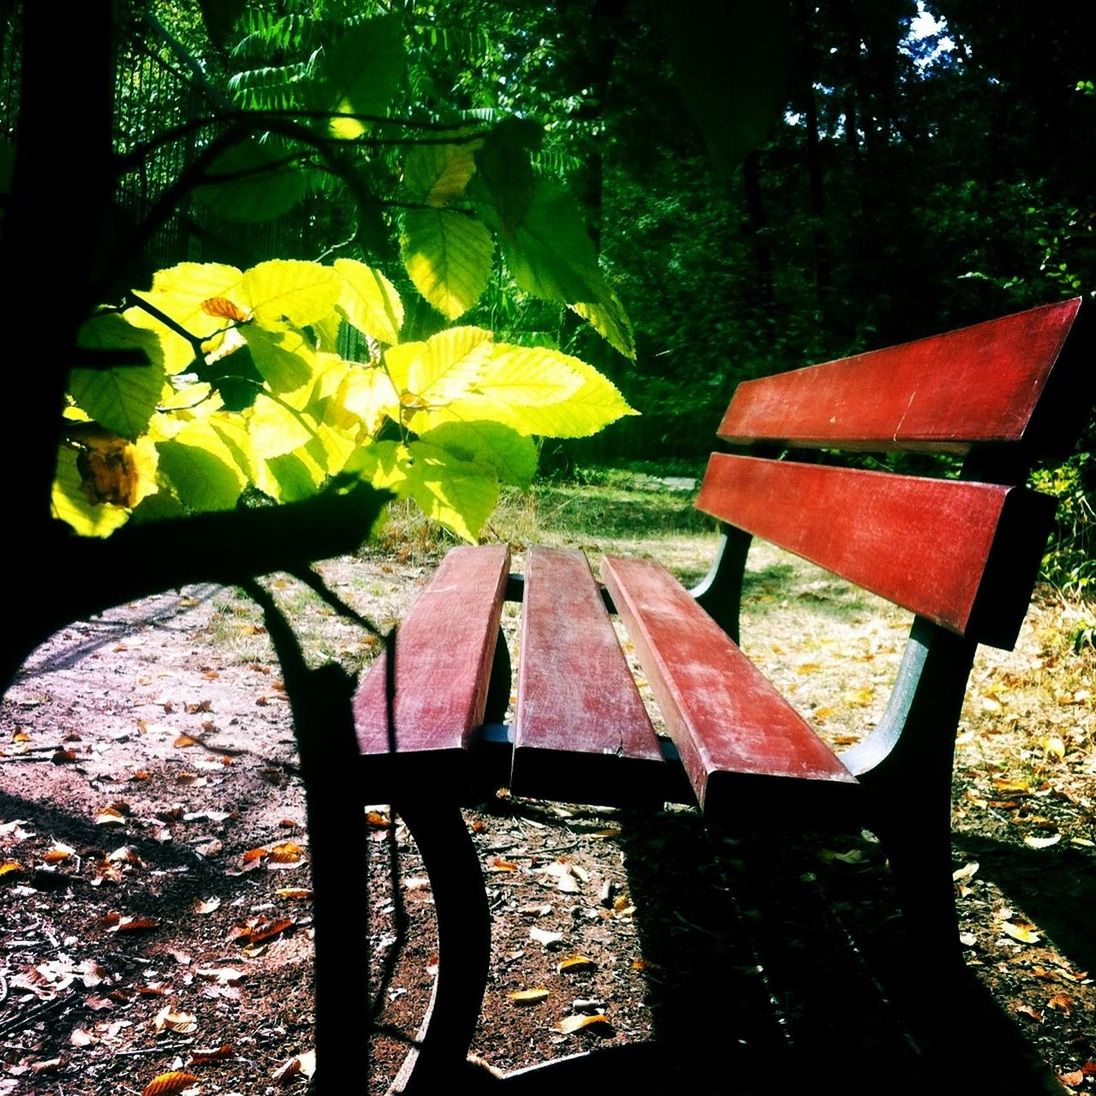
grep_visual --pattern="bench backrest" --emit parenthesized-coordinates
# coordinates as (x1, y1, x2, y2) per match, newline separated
(696, 298, 1093, 650)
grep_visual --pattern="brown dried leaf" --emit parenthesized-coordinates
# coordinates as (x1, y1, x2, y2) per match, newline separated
(509, 988, 550, 1005)
(272, 1050, 316, 1084)
(189, 1044, 234, 1064)
(111, 915, 161, 934)
(142, 1070, 198, 1096)
(365, 809, 391, 828)
(43, 844, 75, 863)
(173, 735, 199, 748)
(1059, 1070, 1084, 1088)
(1048, 993, 1073, 1015)
(242, 846, 270, 863)
(1015, 1004, 1043, 1022)
(201, 297, 248, 322)
(489, 857, 519, 872)
(153, 1005, 198, 1034)
(70, 1026, 97, 1047)
(95, 806, 126, 826)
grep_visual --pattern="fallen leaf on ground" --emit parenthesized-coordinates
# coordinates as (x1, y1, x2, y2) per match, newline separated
(556, 1013, 613, 1035)
(153, 1005, 198, 1034)
(194, 896, 221, 915)
(189, 1044, 234, 1064)
(558, 955, 597, 973)
(272, 1050, 316, 1084)
(141, 1070, 198, 1096)
(1047, 993, 1073, 1014)
(509, 988, 550, 1005)
(1023, 833, 1061, 849)
(110, 915, 161, 934)
(530, 927, 563, 948)
(1001, 921, 1041, 944)
(268, 841, 304, 864)
(70, 1027, 97, 1046)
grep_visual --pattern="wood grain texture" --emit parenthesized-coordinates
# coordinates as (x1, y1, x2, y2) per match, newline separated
(354, 545, 509, 762)
(601, 555, 855, 817)
(696, 454, 1053, 646)
(719, 297, 1082, 452)
(511, 548, 665, 803)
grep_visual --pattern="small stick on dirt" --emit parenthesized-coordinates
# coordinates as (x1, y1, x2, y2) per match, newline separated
(111, 1041, 194, 1057)
(0, 994, 71, 1037)
(0, 973, 7, 1003)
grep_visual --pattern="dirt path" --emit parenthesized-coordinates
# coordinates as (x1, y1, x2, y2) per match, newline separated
(0, 531, 1093, 1094)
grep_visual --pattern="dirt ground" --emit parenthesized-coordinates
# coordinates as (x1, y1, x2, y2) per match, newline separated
(0, 523, 1093, 1095)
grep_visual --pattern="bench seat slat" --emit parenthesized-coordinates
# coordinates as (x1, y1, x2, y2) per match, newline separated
(718, 297, 1082, 452)
(354, 545, 510, 775)
(512, 547, 665, 804)
(696, 454, 1054, 648)
(601, 555, 856, 819)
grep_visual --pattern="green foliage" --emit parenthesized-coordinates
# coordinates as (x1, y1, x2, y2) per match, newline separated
(57, 259, 636, 542)
(1031, 452, 1096, 598)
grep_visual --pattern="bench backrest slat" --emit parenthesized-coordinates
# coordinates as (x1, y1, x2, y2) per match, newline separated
(696, 454, 1056, 648)
(718, 298, 1083, 453)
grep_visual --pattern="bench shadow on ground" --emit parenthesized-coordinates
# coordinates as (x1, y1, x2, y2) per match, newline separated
(505, 809, 1070, 1096)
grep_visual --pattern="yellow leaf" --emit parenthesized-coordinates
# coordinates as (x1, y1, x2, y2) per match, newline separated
(0, 860, 22, 877)
(510, 988, 550, 1005)
(558, 955, 597, 974)
(276, 887, 313, 900)
(1001, 921, 1041, 944)
(268, 841, 304, 864)
(335, 258, 404, 345)
(142, 1071, 198, 1096)
(556, 1013, 613, 1035)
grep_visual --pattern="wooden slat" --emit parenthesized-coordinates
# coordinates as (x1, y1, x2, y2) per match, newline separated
(354, 545, 510, 781)
(512, 548, 665, 804)
(696, 454, 1055, 647)
(719, 298, 1083, 452)
(600, 555, 856, 819)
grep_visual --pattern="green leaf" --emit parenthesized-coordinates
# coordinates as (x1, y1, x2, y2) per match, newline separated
(319, 14, 406, 138)
(404, 142, 479, 208)
(248, 395, 316, 459)
(262, 452, 324, 502)
(571, 294, 636, 360)
(242, 259, 342, 328)
(419, 420, 537, 489)
(660, 1, 791, 180)
(405, 440, 498, 542)
(51, 447, 130, 538)
(70, 314, 166, 439)
(134, 263, 247, 354)
(401, 208, 494, 320)
(335, 258, 404, 344)
(384, 326, 493, 408)
(493, 178, 604, 304)
(193, 138, 308, 222)
(410, 343, 636, 439)
(157, 422, 249, 512)
(472, 118, 540, 236)
(347, 439, 411, 496)
(242, 326, 316, 393)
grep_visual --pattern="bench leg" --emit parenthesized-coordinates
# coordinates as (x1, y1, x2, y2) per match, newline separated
(388, 798, 492, 1094)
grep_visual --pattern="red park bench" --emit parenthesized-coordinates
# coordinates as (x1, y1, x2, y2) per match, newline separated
(352, 297, 1094, 1091)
